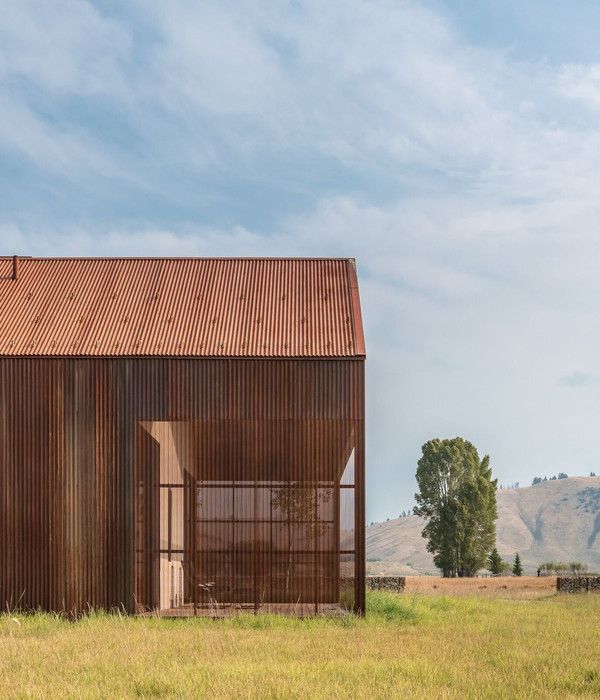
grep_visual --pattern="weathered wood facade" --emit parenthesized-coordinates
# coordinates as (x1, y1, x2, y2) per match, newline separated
(0, 257, 365, 615)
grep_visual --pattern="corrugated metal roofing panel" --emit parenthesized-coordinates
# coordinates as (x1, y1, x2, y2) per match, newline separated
(0, 257, 366, 358)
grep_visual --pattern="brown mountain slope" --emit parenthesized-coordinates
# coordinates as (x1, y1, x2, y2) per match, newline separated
(366, 476, 600, 576)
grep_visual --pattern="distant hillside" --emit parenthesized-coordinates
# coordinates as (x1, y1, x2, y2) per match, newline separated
(366, 475, 600, 576)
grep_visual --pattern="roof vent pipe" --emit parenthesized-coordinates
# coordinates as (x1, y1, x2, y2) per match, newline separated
(12, 255, 19, 280)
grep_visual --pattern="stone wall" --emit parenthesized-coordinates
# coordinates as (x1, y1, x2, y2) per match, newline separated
(557, 576, 600, 593)
(366, 576, 406, 592)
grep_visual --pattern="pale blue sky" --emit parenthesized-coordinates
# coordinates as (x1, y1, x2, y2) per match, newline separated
(2, 1, 600, 521)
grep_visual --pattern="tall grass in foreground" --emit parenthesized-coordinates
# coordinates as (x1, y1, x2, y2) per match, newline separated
(1, 591, 599, 698)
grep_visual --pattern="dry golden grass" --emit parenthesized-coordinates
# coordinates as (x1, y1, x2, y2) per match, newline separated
(405, 575, 557, 599)
(1, 588, 600, 698)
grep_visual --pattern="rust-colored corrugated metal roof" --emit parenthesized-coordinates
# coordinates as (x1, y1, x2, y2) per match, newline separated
(0, 257, 365, 358)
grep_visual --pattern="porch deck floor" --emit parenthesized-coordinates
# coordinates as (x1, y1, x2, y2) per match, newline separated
(141, 602, 349, 618)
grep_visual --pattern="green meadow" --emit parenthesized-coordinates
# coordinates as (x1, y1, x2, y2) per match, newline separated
(1, 590, 599, 699)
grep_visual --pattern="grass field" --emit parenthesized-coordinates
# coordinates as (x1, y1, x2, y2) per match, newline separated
(1, 579, 599, 698)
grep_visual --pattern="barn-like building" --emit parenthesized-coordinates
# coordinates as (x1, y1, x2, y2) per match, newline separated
(0, 256, 365, 615)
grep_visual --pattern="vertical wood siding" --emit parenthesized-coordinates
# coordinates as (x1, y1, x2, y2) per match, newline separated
(0, 358, 365, 615)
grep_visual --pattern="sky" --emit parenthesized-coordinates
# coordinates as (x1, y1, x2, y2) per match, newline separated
(2, 1, 600, 522)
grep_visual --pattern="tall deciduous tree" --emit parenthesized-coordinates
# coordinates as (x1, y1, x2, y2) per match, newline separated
(414, 437, 498, 578)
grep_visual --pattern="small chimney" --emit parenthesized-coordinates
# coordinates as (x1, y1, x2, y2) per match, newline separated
(12, 255, 19, 281)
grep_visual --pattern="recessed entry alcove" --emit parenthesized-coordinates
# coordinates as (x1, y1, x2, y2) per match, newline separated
(136, 420, 356, 616)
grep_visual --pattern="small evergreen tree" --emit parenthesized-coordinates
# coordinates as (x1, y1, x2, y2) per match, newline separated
(487, 547, 502, 575)
(513, 552, 523, 577)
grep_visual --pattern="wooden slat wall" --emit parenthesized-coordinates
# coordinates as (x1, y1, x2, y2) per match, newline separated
(0, 357, 365, 614)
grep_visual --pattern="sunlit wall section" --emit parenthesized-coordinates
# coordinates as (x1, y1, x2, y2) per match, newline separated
(339, 449, 356, 610)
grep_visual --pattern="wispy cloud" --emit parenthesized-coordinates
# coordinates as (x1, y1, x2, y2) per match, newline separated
(0, 1, 130, 94)
(556, 64, 600, 113)
(559, 371, 593, 389)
